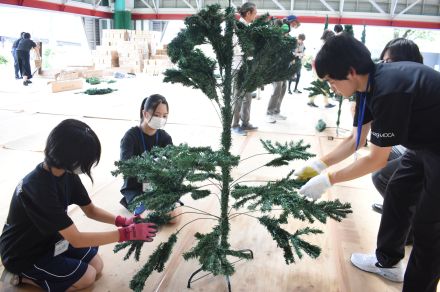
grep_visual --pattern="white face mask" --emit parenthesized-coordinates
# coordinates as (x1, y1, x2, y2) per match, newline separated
(147, 116, 167, 129)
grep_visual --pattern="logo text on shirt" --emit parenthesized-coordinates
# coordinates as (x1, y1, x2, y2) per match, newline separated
(371, 131, 395, 139)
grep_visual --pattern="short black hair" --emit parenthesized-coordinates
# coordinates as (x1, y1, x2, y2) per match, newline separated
(320, 30, 335, 42)
(44, 119, 101, 182)
(23, 33, 31, 39)
(315, 33, 375, 80)
(238, 2, 256, 18)
(20, 32, 26, 38)
(334, 24, 343, 33)
(380, 38, 423, 64)
(140, 94, 169, 121)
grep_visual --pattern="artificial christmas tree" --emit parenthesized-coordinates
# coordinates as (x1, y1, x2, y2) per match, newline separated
(113, 5, 352, 292)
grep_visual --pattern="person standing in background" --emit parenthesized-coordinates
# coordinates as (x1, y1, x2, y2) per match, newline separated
(231, 2, 259, 136)
(11, 32, 25, 80)
(16, 32, 39, 86)
(288, 33, 306, 94)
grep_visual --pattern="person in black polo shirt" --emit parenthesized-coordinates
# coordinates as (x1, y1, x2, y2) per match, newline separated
(370, 39, 424, 248)
(16, 32, 39, 86)
(0, 119, 157, 291)
(119, 94, 173, 214)
(11, 32, 25, 79)
(294, 33, 440, 292)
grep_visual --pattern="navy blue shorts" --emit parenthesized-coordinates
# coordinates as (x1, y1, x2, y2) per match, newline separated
(20, 245, 98, 292)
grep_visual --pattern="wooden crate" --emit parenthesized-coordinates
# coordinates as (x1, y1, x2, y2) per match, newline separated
(51, 79, 83, 93)
(81, 70, 104, 78)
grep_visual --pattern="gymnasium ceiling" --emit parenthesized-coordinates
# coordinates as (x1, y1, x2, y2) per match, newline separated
(1, 0, 439, 28)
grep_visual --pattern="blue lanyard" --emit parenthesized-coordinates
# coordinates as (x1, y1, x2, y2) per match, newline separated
(355, 75, 371, 153)
(139, 127, 159, 153)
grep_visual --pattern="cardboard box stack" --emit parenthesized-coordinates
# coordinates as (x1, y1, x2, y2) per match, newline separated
(92, 29, 164, 73)
(143, 47, 174, 76)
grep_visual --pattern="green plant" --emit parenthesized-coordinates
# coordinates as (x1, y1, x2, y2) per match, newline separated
(113, 5, 352, 292)
(0, 55, 8, 65)
(82, 88, 117, 95)
(86, 77, 101, 85)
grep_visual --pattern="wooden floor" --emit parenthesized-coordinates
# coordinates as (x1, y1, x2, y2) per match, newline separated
(0, 72, 436, 292)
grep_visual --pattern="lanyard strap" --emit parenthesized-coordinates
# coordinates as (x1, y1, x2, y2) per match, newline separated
(354, 74, 371, 153)
(139, 127, 159, 153)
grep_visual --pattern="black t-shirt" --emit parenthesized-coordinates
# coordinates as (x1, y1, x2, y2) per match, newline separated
(16, 39, 36, 52)
(353, 62, 440, 151)
(0, 163, 91, 273)
(120, 127, 173, 197)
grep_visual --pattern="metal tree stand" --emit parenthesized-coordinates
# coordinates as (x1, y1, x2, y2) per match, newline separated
(186, 249, 254, 291)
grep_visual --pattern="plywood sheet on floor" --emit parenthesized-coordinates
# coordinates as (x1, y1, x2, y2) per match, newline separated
(1, 74, 436, 292)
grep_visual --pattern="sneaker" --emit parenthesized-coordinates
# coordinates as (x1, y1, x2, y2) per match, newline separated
(325, 103, 336, 108)
(27, 80, 32, 84)
(232, 126, 247, 136)
(0, 269, 21, 286)
(288, 90, 292, 95)
(307, 102, 318, 108)
(273, 114, 287, 120)
(23, 80, 29, 86)
(266, 115, 276, 124)
(350, 253, 404, 282)
(294, 89, 302, 94)
(372, 203, 383, 214)
(241, 124, 258, 131)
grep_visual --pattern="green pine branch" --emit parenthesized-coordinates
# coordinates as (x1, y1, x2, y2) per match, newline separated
(129, 234, 178, 292)
(183, 225, 235, 276)
(261, 139, 316, 166)
(304, 79, 335, 98)
(259, 216, 323, 264)
(232, 174, 352, 224)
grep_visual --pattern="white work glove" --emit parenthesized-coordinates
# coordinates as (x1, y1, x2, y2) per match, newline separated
(299, 173, 332, 200)
(293, 159, 327, 180)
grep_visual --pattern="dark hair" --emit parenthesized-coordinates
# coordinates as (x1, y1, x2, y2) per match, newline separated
(320, 30, 335, 42)
(23, 33, 31, 39)
(298, 33, 305, 41)
(44, 119, 101, 182)
(315, 33, 375, 80)
(20, 32, 26, 38)
(238, 2, 256, 18)
(380, 38, 423, 64)
(334, 24, 343, 33)
(140, 94, 169, 121)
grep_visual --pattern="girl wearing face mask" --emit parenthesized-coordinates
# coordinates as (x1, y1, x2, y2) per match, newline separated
(0, 119, 157, 291)
(119, 94, 173, 211)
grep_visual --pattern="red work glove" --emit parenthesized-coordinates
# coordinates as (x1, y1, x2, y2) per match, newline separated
(118, 223, 157, 242)
(114, 215, 140, 227)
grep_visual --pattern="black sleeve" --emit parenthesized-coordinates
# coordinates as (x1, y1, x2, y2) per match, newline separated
(120, 129, 143, 197)
(70, 175, 91, 206)
(31, 40, 36, 48)
(21, 182, 73, 235)
(352, 95, 373, 127)
(369, 93, 412, 147)
(120, 130, 138, 161)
